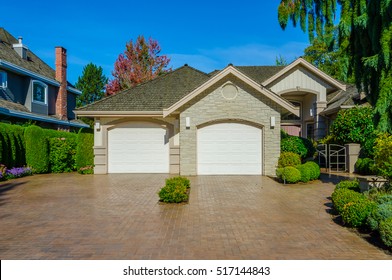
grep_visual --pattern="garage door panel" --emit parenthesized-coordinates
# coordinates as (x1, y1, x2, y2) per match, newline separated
(108, 122, 169, 173)
(197, 122, 262, 175)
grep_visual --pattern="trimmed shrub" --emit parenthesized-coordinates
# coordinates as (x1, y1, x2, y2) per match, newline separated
(24, 125, 49, 173)
(49, 137, 77, 173)
(335, 179, 361, 192)
(341, 198, 376, 227)
(278, 152, 301, 168)
(158, 176, 190, 203)
(379, 217, 392, 247)
(331, 188, 364, 214)
(367, 202, 392, 231)
(303, 161, 320, 180)
(296, 164, 311, 183)
(373, 133, 392, 181)
(276, 166, 301, 184)
(0, 123, 26, 168)
(281, 131, 309, 159)
(75, 129, 94, 173)
(355, 158, 376, 175)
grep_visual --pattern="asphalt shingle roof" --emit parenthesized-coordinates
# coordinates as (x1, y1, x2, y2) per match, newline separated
(78, 65, 211, 112)
(235, 66, 284, 84)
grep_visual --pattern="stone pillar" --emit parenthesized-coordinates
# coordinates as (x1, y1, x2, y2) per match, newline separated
(345, 143, 361, 173)
(314, 101, 327, 140)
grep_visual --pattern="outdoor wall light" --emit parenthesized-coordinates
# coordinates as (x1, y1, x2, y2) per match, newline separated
(270, 116, 276, 128)
(185, 117, 190, 129)
(94, 121, 101, 131)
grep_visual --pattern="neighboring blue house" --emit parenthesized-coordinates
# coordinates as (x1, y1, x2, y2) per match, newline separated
(0, 27, 88, 130)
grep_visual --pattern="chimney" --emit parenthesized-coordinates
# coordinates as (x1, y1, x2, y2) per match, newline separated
(55, 46, 67, 120)
(13, 36, 28, 59)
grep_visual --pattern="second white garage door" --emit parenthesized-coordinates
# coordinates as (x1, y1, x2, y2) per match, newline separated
(197, 122, 262, 175)
(108, 122, 169, 173)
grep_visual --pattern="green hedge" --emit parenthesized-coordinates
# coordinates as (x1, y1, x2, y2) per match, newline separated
(49, 137, 77, 173)
(281, 130, 315, 159)
(278, 152, 301, 168)
(75, 129, 94, 173)
(303, 161, 320, 181)
(0, 123, 26, 168)
(355, 158, 376, 175)
(276, 166, 301, 184)
(24, 125, 50, 173)
(331, 188, 364, 214)
(379, 217, 392, 247)
(335, 179, 361, 192)
(341, 198, 376, 227)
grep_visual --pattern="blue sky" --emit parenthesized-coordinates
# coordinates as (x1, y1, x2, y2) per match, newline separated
(1, 0, 310, 84)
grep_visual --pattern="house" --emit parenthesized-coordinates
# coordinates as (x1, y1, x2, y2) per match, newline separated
(0, 27, 88, 130)
(75, 58, 358, 176)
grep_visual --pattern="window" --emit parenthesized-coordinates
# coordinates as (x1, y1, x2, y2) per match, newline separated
(282, 101, 301, 121)
(32, 80, 47, 104)
(0, 71, 7, 88)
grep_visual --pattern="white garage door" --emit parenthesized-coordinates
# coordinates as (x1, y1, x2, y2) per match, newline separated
(197, 122, 262, 175)
(108, 122, 169, 173)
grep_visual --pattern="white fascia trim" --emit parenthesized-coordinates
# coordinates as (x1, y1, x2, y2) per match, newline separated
(74, 110, 163, 117)
(0, 60, 81, 95)
(262, 58, 347, 91)
(163, 66, 299, 117)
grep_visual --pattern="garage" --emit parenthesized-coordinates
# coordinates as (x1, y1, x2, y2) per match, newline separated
(108, 122, 169, 173)
(197, 122, 262, 175)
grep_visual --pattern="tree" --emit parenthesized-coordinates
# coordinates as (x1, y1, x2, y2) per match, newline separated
(106, 35, 171, 95)
(275, 54, 288, 66)
(75, 63, 108, 108)
(278, 0, 392, 133)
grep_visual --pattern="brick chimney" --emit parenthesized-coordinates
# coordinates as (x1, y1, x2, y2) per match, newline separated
(55, 46, 67, 120)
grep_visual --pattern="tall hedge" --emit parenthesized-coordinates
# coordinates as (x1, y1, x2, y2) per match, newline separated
(0, 123, 26, 168)
(75, 129, 94, 171)
(24, 125, 49, 173)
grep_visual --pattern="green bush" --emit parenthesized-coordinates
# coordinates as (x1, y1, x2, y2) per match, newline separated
(276, 166, 301, 184)
(296, 164, 311, 183)
(49, 137, 77, 173)
(379, 217, 392, 247)
(335, 179, 361, 192)
(341, 198, 376, 227)
(0, 123, 26, 168)
(158, 176, 190, 203)
(24, 125, 49, 173)
(281, 131, 315, 159)
(75, 130, 94, 173)
(367, 202, 392, 230)
(373, 133, 392, 181)
(278, 152, 301, 168)
(355, 158, 376, 175)
(303, 161, 320, 180)
(331, 188, 364, 214)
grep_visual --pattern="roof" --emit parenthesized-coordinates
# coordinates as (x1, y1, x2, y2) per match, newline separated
(322, 84, 362, 115)
(0, 27, 56, 80)
(77, 65, 211, 113)
(235, 66, 284, 84)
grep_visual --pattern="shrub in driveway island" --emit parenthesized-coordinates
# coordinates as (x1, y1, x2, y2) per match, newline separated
(331, 188, 364, 214)
(303, 161, 320, 181)
(367, 202, 392, 231)
(379, 217, 392, 247)
(296, 164, 311, 183)
(158, 176, 190, 203)
(341, 198, 376, 227)
(276, 166, 301, 184)
(335, 179, 361, 192)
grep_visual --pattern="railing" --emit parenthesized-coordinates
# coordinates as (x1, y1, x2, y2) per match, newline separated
(316, 144, 347, 173)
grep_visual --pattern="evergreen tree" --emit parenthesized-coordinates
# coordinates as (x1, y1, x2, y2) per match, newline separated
(75, 63, 108, 108)
(278, 0, 392, 132)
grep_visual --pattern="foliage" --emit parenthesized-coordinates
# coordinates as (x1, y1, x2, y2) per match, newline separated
(367, 202, 392, 231)
(331, 188, 364, 214)
(106, 35, 171, 95)
(158, 176, 190, 203)
(335, 179, 361, 193)
(329, 106, 376, 146)
(75, 129, 94, 174)
(296, 164, 311, 183)
(276, 166, 301, 184)
(48, 138, 77, 173)
(75, 63, 108, 107)
(303, 161, 320, 181)
(373, 133, 392, 181)
(355, 158, 376, 175)
(281, 130, 315, 159)
(275, 54, 288, 66)
(379, 217, 392, 247)
(0, 123, 26, 168)
(278, 0, 392, 133)
(24, 125, 49, 173)
(278, 152, 301, 168)
(341, 198, 376, 227)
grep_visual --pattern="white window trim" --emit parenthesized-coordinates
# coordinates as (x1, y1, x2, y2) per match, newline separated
(0, 71, 7, 88)
(32, 80, 48, 105)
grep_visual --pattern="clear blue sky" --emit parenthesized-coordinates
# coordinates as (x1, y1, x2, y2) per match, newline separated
(1, 0, 310, 84)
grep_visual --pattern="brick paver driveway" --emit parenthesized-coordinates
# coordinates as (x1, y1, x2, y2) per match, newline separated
(0, 173, 391, 259)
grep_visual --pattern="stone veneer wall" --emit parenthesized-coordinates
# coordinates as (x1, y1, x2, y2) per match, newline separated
(179, 76, 281, 176)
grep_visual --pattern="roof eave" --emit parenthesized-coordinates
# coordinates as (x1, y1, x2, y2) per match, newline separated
(74, 110, 163, 117)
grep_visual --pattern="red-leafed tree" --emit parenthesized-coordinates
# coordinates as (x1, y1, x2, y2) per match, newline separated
(106, 35, 171, 95)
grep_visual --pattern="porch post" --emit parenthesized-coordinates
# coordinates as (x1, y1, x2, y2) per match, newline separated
(314, 101, 327, 140)
(345, 143, 361, 173)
